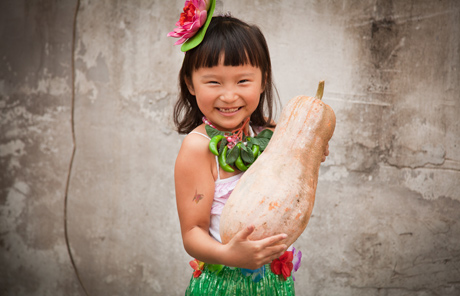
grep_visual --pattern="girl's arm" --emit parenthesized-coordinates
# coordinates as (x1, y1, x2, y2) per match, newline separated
(175, 133, 287, 270)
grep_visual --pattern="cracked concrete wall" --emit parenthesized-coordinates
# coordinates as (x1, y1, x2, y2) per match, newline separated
(1, 0, 459, 295)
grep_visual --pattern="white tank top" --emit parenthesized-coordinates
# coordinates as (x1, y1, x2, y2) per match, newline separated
(189, 126, 254, 242)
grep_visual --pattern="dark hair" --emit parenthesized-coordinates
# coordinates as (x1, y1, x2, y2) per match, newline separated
(173, 15, 278, 134)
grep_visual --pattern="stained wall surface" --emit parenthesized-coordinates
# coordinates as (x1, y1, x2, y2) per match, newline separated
(1, 0, 459, 295)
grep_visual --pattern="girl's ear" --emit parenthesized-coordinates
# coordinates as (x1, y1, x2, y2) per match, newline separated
(185, 77, 196, 96)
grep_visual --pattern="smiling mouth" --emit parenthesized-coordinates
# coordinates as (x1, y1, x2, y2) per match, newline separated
(217, 107, 241, 113)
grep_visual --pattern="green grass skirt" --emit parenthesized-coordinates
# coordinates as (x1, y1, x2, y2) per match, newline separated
(185, 264, 295, 296)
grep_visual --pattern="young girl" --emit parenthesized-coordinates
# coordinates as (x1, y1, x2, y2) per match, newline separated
(169, 3, 328, 294)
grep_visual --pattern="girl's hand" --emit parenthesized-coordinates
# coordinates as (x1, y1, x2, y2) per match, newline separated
(221, 225, 288, 270)
(321, 143, 330, 162)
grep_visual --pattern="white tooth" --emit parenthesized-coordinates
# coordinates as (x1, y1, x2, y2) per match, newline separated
(220, 107, 238, 112)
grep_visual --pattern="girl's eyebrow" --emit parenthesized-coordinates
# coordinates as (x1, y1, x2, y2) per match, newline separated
(238, 72, 256, 76)
(200, 74, 219, 79)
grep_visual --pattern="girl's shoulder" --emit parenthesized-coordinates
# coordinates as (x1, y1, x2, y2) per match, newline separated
(177, 124, 215, 165)
(187, 124, 210, 140)
(175, 124, 216, 179)
(181, 125, 212, 150)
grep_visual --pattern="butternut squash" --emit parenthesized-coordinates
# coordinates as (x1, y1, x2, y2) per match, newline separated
(220, 81, 336, 246)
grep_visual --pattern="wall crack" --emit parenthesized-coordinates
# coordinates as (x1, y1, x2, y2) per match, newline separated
(63, 0, 90, 296)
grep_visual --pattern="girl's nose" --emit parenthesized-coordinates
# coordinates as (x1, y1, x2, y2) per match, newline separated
(220, 90, 239, 104)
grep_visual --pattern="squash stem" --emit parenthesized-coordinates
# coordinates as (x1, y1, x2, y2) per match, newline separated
(315, 80, 325, 100)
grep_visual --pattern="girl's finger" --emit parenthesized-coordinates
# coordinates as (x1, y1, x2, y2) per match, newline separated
(236, 225, 255, 240)
(258, 233, 287, 248)
(263, 249, 286, 265)
(263, 245, 287, 259)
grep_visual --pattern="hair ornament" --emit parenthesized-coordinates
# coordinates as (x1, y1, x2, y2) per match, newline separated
(167, 0, 216, 52)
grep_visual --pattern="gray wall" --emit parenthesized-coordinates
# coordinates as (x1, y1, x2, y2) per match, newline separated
(1, 0, 459, 295)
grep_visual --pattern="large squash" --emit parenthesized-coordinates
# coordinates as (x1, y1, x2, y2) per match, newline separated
(220, 81, 336, 246)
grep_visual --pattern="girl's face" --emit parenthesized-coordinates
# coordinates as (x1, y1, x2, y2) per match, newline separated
(186, 59, 264, 132)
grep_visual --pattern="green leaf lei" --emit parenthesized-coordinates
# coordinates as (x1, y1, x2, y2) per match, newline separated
(205, 124, 273, 172)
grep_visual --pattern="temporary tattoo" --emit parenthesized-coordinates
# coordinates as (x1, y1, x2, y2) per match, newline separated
(192, 190, 204, 204)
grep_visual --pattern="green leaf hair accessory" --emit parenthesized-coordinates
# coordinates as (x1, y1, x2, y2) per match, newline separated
(167, 0, 216, 52)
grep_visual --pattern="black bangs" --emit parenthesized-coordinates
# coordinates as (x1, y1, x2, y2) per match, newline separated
(184, 16, 268, 74)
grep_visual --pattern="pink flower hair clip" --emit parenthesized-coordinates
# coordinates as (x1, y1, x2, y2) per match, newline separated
(167, 0, 216, 52)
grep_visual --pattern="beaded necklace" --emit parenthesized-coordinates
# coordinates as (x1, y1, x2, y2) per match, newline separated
(202, 116, 273, 172)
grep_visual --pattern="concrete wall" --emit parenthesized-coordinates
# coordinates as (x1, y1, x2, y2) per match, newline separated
(1, 0, 459, 295)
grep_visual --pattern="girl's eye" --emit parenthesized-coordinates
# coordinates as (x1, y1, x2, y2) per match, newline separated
(238, 79, 249, 84)
(207, 81, 219, 84)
